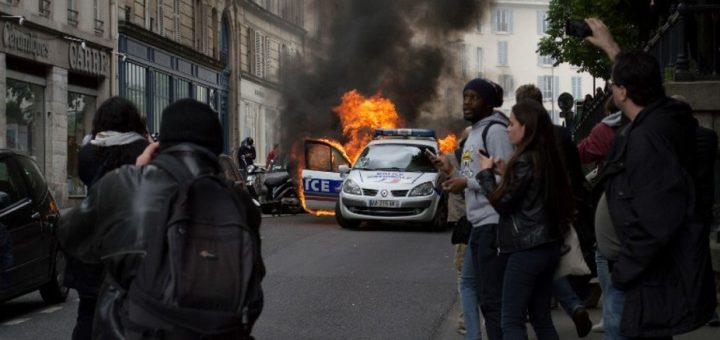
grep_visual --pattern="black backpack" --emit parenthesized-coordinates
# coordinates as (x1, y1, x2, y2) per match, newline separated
(126, 153, 264, 339)
(693, 125, 717, 228)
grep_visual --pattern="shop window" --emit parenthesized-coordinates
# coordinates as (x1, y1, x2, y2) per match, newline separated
(124, 63, 147, 115)
(67, 92, 96, 197)
(152, 72, 170, 133)
(5, 79, 46, 173)
(176, 79, 191, 100)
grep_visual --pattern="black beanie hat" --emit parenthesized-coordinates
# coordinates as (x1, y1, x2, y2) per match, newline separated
(159, 99, 224, 155)
(463, 78, 499, 108)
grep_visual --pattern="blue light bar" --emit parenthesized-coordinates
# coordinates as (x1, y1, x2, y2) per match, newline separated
(374, 128, 436, 138)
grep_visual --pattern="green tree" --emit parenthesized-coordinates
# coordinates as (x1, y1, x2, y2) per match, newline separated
(537, 0, 640, 79)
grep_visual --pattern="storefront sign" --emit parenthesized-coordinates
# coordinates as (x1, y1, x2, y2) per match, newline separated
(69, 42, 109, 77)
(2, 23, 49, 59)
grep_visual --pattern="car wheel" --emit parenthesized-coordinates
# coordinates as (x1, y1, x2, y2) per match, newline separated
(39, 249, 69, 304)
(335, 202, 360, 229)
(428, 196, 449, 231)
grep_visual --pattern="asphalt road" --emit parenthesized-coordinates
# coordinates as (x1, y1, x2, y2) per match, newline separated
(1, 213, 718, 339)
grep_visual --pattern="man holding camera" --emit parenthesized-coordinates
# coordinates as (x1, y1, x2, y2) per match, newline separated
(584, 18, 716, 339)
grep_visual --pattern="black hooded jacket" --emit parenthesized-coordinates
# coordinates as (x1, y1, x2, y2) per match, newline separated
(603, 97, 716, 337)
(58, 144, 263, 339)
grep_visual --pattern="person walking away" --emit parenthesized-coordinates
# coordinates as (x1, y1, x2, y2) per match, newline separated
(429, 78, 514, 340)
(58, 99, 264, 340)
(586, 17, 716, 339)
(477, 100, 573, 340)
(65, 97, 149, 340)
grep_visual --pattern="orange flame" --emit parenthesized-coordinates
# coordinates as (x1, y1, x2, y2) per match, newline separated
(332, 90, 403, 163)
(437, 134, 458, 154)
(293, 142, 336, 216)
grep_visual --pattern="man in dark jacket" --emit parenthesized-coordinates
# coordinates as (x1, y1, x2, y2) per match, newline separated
(586, 18, 716, 338)
(58, 99, 263, 340)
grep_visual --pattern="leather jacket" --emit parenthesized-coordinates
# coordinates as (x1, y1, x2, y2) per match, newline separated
(477, 152, 562, 253)
(58, 144, 262, 340)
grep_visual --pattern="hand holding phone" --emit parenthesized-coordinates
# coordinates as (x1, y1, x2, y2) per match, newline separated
(565, 20, 592, 38)
(424, 148, 437, 159)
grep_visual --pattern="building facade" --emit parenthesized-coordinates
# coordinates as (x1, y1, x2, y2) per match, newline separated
(116, 0, 231, 148)
(455, 0, 601, 123)
(0, 0, 117, 206)
(237, 0, 305, 165)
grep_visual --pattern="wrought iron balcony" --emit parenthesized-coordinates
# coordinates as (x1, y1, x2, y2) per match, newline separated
(67, 8, 79, 26)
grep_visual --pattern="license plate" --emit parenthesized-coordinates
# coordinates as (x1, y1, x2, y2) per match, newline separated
(369, 200, 398, 208)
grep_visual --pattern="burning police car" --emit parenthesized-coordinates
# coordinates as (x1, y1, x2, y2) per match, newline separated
(302, 129, 447, 230)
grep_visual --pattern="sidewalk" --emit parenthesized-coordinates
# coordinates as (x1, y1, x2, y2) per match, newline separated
(437, 299, 720, 340)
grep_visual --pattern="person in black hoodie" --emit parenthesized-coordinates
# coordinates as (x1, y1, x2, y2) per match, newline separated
(585, 17, 716, 338)
(65, 96, 149, 340)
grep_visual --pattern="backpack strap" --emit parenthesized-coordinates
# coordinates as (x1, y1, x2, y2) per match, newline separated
(151, 153, 195, 185)
(481, 120, 508, 152)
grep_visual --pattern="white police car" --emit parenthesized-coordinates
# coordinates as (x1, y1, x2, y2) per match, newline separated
(302, 129, 447, 230)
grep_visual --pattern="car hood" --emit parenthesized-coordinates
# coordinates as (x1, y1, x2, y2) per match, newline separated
(351, 170, 436, 186)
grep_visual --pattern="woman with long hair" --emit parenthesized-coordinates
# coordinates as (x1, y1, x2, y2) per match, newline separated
(476, 100, 574, 340)
(65, 96, 149, 340)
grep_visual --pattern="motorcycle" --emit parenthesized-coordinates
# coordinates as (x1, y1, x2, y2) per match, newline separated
(246, 160, 303, 215)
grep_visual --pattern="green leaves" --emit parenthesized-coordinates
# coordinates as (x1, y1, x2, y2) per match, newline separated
(537, 0, 641, 78)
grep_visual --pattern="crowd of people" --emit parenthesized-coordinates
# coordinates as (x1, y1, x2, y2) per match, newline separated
(50, 15, 720, 340)
(436, 17, 719, 340)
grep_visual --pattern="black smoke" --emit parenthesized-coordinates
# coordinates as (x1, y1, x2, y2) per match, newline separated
(280, 0, 487, 147)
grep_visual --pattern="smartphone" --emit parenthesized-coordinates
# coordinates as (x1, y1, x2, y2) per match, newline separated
(565, 20, 592, 38)
(424, 148, 437, 158)
(478, 149, 489, 157)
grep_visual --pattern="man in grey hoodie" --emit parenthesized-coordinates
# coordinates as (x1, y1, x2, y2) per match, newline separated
(431, 78, 513, 340)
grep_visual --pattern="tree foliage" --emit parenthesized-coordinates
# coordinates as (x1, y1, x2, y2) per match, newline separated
(537, 0, 641, 79)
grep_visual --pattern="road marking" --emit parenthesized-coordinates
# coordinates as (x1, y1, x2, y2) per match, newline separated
(1, 318, 31, 326)
(38, 306, 63, 314)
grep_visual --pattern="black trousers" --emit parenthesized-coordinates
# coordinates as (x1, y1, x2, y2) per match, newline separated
(71, 293, 97, 340)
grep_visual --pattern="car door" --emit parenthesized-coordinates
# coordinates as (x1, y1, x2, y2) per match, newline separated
(0, 155, 43, 294)
(301, 140, 350, 211)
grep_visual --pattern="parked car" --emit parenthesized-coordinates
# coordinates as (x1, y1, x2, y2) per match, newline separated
(0, 149, 66, 304)
(302, 129, 448, 230)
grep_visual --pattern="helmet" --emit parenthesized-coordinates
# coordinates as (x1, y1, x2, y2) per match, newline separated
(246, 137, 254, 146)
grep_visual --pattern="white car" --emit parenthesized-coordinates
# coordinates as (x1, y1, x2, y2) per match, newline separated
(302, 129, 447, 230)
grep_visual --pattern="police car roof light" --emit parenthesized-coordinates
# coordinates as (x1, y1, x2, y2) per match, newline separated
(374, 128, 436, 138)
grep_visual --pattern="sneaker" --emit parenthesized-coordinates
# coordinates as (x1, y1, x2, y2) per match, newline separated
(707, 312, 720, 327)
(591, 319, 604, 333)
(571, 307, 593, 338)
(456, 328, 467, 335)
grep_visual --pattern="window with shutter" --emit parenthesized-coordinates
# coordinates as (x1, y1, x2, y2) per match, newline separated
(538, 75, 553, 101)
(497, 41, 508, 66)
(157, 0, 164, 35)
(247, 28, 255, 74)
(476, 47, 483, 77)
(571, 77, 582, 100)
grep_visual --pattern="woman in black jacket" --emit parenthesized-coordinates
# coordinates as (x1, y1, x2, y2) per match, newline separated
(476, 100, 574, 340)
(65, 97, 149, 340)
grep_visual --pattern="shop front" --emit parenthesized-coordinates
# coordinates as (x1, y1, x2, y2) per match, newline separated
(0, 21, 112, 206)
(117, 33, 229, 151)
(239, 78, 280, 165)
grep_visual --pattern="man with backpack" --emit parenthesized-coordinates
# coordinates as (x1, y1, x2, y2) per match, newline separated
(586, 17, 716, 338)
(58, 99, 264, 340)
(429, 78, 513, 340)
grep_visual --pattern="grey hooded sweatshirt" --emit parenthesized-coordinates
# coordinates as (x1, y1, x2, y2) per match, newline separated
(456, 112, 513, 228)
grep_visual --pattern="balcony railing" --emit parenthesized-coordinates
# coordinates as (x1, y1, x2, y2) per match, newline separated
(67, 8, 79, 26)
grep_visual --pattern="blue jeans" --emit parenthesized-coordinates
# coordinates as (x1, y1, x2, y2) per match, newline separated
(596, 251, 628, 340)
(470, 225, 508, 340)
(502, 242, 561, 340)
(553, 276, 585, 316)
(461, 243, 482, 340)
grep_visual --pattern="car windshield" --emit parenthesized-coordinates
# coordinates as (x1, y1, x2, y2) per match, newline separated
(354, 144, 437, 172)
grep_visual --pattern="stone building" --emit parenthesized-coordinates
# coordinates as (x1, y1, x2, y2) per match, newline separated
(116, 0, 232, 150)
(0, 0, 117, 206)
(236, 0, 305, 165)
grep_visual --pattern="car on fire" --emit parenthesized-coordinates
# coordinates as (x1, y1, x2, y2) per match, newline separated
(302, 129, 448, 230)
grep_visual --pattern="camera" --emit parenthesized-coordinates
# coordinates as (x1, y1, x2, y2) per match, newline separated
(565, 20, 592, 38)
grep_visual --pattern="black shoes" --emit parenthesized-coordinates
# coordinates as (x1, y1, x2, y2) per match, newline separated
(571, 307, 593, 338)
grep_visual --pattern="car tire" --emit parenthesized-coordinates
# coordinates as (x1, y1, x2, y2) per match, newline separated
(428, 195, 449, 231)
(39, 249, 69, 304)
(335, 202, 360, 229)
